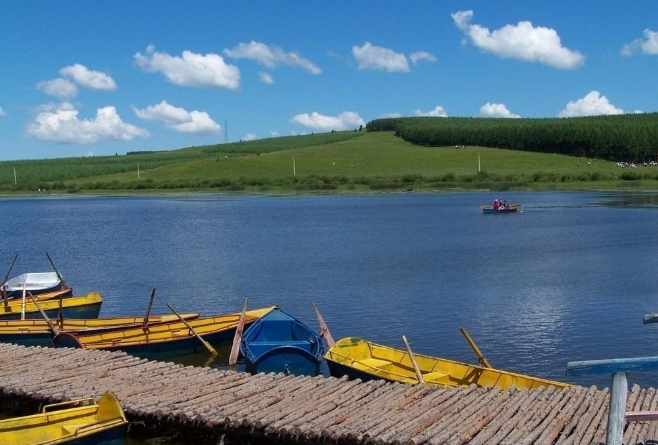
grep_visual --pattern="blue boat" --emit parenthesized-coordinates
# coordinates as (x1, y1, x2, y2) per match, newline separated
(240, 308, 325, 376)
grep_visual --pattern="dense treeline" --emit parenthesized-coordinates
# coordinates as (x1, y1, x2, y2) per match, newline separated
(367, 114, 658, 162)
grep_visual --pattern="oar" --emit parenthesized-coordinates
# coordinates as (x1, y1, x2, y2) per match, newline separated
(459, 327, 492, 368)
(167, 303, 218, 356)
(401, 335, 424, 384)
(28, 293, 58, 336)
(1, 254, 18, 308)
(228, 297, 249, 366)
(143, 288, 156, 329)
(312, 302, 335, 347)
(45, 252, 69, 290)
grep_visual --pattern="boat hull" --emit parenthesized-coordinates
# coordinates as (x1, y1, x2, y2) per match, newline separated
(325, 337, 569, 390)
(482, 207, 518, 214)
(246, 346, 322, 376)
(0, 293, 103, 320)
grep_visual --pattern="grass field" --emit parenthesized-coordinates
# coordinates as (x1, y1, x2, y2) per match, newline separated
(4, 131, 658, 193)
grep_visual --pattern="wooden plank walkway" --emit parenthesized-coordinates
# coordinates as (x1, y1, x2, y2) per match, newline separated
(0, 343, 656, 445)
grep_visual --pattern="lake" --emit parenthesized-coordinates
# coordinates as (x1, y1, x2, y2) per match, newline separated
(1, 190, 658, 395)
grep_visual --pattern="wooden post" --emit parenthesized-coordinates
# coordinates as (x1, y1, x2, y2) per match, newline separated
(228, 298, 248, 366)
(45, 252, 69, 290)
(143, 288, 156, 329)
(607, 372, 628, 445)
(167, 303, 218, 356)
(21, 281, 26, 321)
(312, 303, 335, 348)
(459, 327, 492, 368)
(401, 335, 424, 384)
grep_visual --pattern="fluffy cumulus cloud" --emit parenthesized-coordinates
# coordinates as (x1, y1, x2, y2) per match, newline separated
(36, 78, 79, 100)
(291, 111, 365, 131)
(59, 64, 117, 91)
(243, 133, 257, 141)
(134, 46, 240, 90)
(621, 29, 658, 56)
(409, 51, 437, 64)
(224, 41, 321, 74)
(26, 102, 149, 144)
(414, 106, 448, 117)
(479, 103, 520, 118)
(352, 42, 410, 72)
(132, 100, 220, 135)
(379, 112, 402, 118)
(558, 91, 624, 117)
(259, 72, 275, 84)
(452, 10, 585, 70)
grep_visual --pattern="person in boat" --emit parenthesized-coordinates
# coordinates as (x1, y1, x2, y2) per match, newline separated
(493, 199, 500, 210)
(500, 199, 507, 210)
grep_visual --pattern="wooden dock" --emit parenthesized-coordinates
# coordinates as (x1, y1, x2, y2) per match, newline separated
(0, 343, 656, 445)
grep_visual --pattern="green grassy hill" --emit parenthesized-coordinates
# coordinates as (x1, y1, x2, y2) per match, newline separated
(3, 131, 658, 194)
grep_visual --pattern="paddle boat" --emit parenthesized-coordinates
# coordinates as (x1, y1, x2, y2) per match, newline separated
(0, 312, 199, 347)
(0, 292, 103, 320)
(53, 306, 277, 359)
(325, 337, 570, 390)
(240, 307, 325, 376)
(0, 392, 127, 445)
(481, 204, 520, 214)
(2, 272, 72, 299)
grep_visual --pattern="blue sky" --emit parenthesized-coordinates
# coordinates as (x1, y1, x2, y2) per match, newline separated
(0, 1, 656, 161)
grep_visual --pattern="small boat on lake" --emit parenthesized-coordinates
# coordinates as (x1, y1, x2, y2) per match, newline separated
(53, 306, 277, 359)
(0, 392, 127, 445)
(481, 204, 520, 214)
(0, 312, 199, 347)
(3, 272, 72, 299)
(0, 292, 103, 320)
(325, 337, 569, 390)
(240, 307, 325, 376)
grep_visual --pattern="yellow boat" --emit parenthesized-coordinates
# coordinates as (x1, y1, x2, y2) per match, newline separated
(0, 313, 200, 347)
(0, 293, 103, 320)
(0, 392, 127, 445)
(53, 306, 277, 359)
(325, 337, 570, 390)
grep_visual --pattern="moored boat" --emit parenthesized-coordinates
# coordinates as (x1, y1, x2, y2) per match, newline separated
(0, 292, 103, 320)
(325, 337, 570, 390)
(0, 312, 199, 347)
(3, 272, 72, 299)
(53, 306, 277, 359)
(240, 307, 325, 376)
(0, 391, 127, 445)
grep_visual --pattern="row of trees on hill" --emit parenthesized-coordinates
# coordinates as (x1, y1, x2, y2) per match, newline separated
(367, 114, 658, 162)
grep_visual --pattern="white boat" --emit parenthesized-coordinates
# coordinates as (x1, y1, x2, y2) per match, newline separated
(3, 272, 70, 299)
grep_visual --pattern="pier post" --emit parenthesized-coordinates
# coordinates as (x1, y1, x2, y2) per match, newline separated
(607, 372, 628, 445)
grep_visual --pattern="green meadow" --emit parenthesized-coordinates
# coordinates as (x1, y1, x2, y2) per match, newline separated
(2, 131, 658, 194)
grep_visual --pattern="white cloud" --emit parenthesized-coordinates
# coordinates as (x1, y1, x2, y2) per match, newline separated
(409, 51, 437, 64)
(621, 29, 658, 56)
(379, 112, 402, 118)
(414, 106, 448, 117)
(291, 111, 365, 131)
(59, 64, 117, 91)
(36, 78, 79, 100)
(134, 45, 240, 90)
(479, 102, 520, 118)
(0, 107, 5, 116)
(243, 133, 257, 141)
(352, 42, 410, 72)
(452, 10, 585, 70)
(26, 102, 149, 144)
(259, 72, 275, 84)
(132, 100, 220, 135)
(224, 41, 321, 74)
(558, 91, 624, 117)
(270, 131, 280, 137)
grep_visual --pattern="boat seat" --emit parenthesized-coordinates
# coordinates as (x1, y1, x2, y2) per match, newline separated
(423, 371, 450, 384)
(352, 358, 393, 371)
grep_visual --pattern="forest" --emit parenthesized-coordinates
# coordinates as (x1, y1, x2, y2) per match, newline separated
(367, 113, 658, 162)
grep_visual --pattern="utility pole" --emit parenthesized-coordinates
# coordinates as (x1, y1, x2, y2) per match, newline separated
(13, 167, 16, 184)
(137, 163, 140, 179)
(293, 156, 296, 177)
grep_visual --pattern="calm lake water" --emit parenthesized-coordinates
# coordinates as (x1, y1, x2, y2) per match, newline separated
(1, 191, 658, 406)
